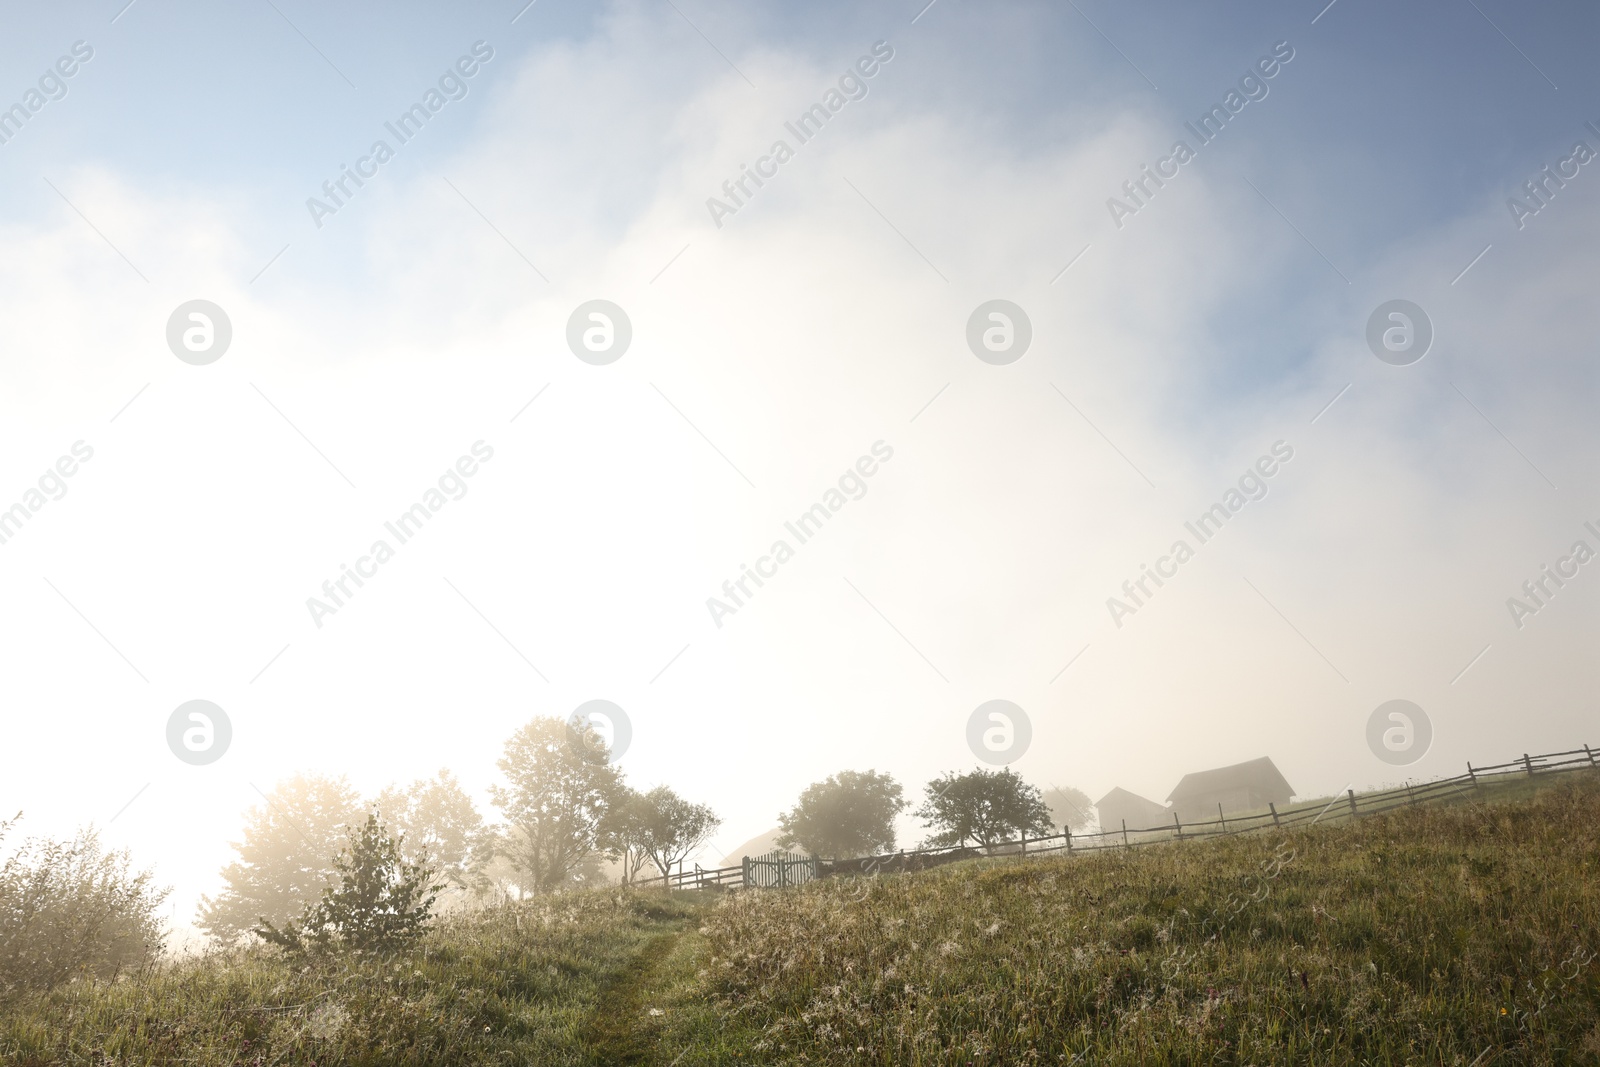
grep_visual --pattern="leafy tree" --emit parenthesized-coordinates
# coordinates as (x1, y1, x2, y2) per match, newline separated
(777, 770, 906, 860)
(479, 824, 615, 897)
(561, 847, 616, 889)
(1042, 784, 1096, 833)
(197, 774, 362, 944)
(489, 717, 624, 893)
(598, 787, 652, 886)
(468, 840, 534, 902)
(0, 815, 168, 1000)
(916, 768, 1053, 851)
(257, 814, 440, 956)
(371, 769, 486, 889)
(633, 786, 721, 882)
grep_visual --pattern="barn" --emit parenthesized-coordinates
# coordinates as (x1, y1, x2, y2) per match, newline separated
(1094, 786, 1171, 832)
(1166, 756, 1295, 823)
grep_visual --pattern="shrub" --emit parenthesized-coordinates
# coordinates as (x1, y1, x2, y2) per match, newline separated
(257, 813, 441, 956)
(196, 772, 362, 944)
(0, 814, 168, 1001)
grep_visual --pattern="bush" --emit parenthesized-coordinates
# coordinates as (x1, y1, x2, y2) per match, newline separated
(0, 814, 168, 1001)
(196, 772, 362, 944)
(257, 813, 441, 956)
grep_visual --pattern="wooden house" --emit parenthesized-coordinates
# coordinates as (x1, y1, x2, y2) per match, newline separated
(1166, 756, 1295, 823)
(1094, 786, 1171, 832)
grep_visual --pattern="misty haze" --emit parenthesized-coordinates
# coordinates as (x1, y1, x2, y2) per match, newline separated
(1, 1, 1597, 1063)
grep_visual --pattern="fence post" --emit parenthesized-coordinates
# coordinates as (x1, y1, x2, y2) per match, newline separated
(1218, 803, 1227, 832)
(1586, 745, 1597, 768)
(1065, 828, 1072, 854)
(1020, 830, 1027, 857)
(742, 856, 750, 889)
(1173, 811, 1183, 842)
(1467, 761, 1478, 791)
(1523, 753, 1536, 777)
(1269, 802, 1280, 829)
(1346, 789, 1358, 820)
(1122, 819, 1130, 848)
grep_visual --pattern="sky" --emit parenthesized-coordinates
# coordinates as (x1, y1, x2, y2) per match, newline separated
(0, 0, 1596, 935)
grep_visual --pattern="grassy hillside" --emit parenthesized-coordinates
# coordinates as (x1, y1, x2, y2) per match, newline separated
(0, 892, 711, 1066)
(687, 775, 1600, 1065)
(4, 776, 1599, 1065)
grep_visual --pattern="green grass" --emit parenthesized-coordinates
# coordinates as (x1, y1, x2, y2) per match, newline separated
(4, 774, 1599, 1065)
(0, 890, 707, 1066)
(683, 773, 1600, 1065)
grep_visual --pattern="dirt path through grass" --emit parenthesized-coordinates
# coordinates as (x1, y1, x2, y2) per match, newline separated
(582, 919, 694, 1065)
(579, 898, 762, 1067)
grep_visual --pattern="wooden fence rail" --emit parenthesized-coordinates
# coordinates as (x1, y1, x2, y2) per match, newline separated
(633, 743, 1597, 891)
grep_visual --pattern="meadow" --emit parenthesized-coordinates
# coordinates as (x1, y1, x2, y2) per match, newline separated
(3, 774, 1597, 1065)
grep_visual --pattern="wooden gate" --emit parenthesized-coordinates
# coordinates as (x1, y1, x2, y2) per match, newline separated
(741, 849, 816, 889)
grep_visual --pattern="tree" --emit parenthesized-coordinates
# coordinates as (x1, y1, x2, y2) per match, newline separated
(371, 769, 486, 889)
(916, 768, 1054, 851)
(257, 814, 440, 956)
(489, 717, 624, 894)
(0, 815, 168, 1000)
(598, 787, 652, 886)
(777, 770, 906, 860)
(1042, 784, 1096, 833)
(633, 786, 721, 882)
(197, 774, 362, 943)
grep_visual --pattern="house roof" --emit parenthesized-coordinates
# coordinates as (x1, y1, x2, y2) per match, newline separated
(719, 827, 786, 867)
(1166, 757, 1294, 803)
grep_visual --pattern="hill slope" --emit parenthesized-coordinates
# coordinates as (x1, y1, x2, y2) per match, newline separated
(3, 776, 1598, 1065)
(679, 774, 1600, 1064)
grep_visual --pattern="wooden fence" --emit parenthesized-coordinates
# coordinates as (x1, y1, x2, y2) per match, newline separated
(741, 850, 817, 888)
(634, 743, 1598, 891)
